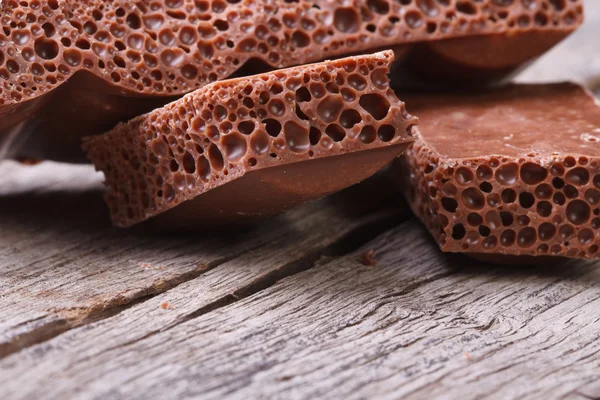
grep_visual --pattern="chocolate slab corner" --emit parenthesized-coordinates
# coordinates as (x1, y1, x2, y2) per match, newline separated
(397, 83, 600, 260)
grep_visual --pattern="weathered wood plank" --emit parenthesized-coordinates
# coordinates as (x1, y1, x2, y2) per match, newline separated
(2, 220, 599, 399)
(0, 162, 404, 358)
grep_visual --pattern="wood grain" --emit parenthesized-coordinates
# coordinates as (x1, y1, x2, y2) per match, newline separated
(2, 221, 600, 400)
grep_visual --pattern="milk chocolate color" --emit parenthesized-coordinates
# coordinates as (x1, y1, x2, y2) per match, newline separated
(84, 51, 416, 228)
(398, 83, 600, 260)
(0, 0, 583, 161)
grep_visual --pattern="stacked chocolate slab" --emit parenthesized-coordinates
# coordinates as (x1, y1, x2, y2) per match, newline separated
(3, 0, 598, 263)
(398, 83, 600, 260)
(0, 0, 583, 160)
(84, 51, 417, 227)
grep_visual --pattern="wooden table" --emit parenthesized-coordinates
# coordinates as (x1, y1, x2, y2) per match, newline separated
(1, 4, 599, 399)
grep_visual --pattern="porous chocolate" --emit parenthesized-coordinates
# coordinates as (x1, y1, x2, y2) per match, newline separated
(84, 51, 417, 228)
(399, 83, 600, 259)
(0, 0, 583, 160)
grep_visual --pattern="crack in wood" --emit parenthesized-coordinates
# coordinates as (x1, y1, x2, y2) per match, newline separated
(0, 319, 71, 360)
(380, 271, 457, 300)
(99, 211, 412, 353)
(0, 207, 410, 360)
(0, 245, 261, 359)
(474, 317, 497, 332)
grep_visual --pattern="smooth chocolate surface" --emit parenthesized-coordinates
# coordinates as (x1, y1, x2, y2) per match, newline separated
(85, 51, 417, 227)
(398, 83, 600, 260)
(0, 0, 583, 161)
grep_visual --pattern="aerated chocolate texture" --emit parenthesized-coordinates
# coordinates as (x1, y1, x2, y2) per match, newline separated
(399, 83, 600, 260)
(84, 51, 417, 227)
(0, 0, 583, 144)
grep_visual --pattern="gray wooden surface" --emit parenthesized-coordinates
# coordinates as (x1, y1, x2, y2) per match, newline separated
(1, 3, 599, 399)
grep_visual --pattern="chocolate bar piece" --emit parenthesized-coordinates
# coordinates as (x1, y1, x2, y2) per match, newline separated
(0, 0, 582, 161)
(84, 51, 416, 228)
(399, 83, 600, 259)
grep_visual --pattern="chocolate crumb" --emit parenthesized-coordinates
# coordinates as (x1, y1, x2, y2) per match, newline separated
(359, 249, 377, 266)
